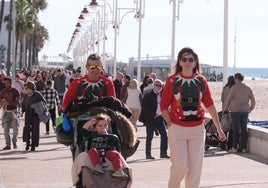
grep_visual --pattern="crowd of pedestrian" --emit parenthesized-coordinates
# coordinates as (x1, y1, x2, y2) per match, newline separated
(0, 48, 256, 188)
(0, 67, 81, 151)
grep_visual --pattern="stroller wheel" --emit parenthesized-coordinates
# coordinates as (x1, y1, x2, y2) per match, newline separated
(220, 142, 228, 151)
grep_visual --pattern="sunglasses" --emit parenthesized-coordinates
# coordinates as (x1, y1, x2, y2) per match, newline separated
(155, 84, 163, 88)
(88, 65, 102, 70)
(181, 57, 195, 63)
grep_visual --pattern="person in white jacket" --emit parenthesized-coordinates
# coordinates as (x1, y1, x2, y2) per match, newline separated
(126, 79, 142, 131)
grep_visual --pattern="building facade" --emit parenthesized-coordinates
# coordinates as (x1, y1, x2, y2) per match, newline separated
(129, 55, 223, 82)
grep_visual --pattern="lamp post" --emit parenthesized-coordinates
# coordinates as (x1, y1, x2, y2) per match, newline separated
(170, 0, 183, 72)
(90, 0, 143, 80)
(136, 0, 144, 83)
(112, 0, 144, 80)
(88, 1, 114, 74)
(223, 0, 228, 84)
(69, 9, 96, 70)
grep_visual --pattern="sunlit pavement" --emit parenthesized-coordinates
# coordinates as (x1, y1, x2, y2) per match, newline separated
(0, 115, 268, 188)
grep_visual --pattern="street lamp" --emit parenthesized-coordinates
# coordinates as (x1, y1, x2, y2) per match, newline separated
(68, 9, 97, 70)
(222, 0, 228, 84)
(90, 0, 144, 80)
(170, 0, 183, 72)
(87, 3, 113, 73)
(135, 0, 145, 83)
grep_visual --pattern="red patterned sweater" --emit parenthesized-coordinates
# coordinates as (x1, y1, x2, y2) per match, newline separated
(160, 73, 214, 127)
(62, 75, 115, 111)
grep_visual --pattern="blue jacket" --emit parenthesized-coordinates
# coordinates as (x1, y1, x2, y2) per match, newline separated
(32, 101, 50, 124)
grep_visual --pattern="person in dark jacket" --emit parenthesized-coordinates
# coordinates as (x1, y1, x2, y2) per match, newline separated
(120, 74, 131, 103)
(21, 81, 46, 151)
(139, 79, 169, 159)
(54, 69, 66, 103)
(113, 72, 123, 99)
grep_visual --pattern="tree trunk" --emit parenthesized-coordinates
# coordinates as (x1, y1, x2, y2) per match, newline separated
(6, 0, 13, 76)
(0, 0, 5, 33)
(27, 36, 32, 70)
(19, 39, 23, 70)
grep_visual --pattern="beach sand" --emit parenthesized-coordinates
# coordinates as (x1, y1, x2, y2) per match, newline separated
(208, 79, 268, 121)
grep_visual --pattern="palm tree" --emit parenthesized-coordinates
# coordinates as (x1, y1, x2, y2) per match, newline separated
(32, 21, 48, 67)
(15, 0, 36, 69)
(6, 0, 14, 76)
(0, 0, 5, 33)
(27, 0, 48, 11)
(3, 0, 49, 72)
(26, 0, 48, 68)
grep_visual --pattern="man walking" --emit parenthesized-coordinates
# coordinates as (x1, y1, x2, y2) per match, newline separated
(139, 79, 169, 159)
(0, 77, 20, 150)
(54, 69, 66, 103)
(42, 80, 61, 135)
(224, 72, 256, 153)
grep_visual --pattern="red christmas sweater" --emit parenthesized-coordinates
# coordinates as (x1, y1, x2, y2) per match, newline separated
(160, 73, 214, 127)
(62, 75, 116, 111)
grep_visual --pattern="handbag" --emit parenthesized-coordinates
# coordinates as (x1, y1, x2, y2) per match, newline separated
(221, 112, 231, 132)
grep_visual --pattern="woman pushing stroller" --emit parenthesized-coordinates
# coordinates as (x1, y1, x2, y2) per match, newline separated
(81, 113, 128, 179)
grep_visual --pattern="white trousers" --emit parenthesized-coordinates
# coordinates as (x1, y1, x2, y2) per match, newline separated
(168, 124, 205, 188)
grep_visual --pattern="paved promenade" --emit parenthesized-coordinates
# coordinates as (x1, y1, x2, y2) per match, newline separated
(0, 117, 268, 188)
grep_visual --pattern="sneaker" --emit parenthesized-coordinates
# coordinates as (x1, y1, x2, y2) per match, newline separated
(112, 170, 128, 179)
(160, 154, 170, 159)
(2, 146, 11, 150)
(46, 132, 49, 135)
(242, 149, 248, 153)
(93, 165, 104, 175)
(228, 148, 238, 153)
(146, 155, 155, 159)
(13, 144, 17, 149)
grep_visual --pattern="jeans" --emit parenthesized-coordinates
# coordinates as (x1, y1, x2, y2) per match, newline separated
(230, 112, 249, 149)
(2, 111, 19, 147)
(46, 108, 56, 132)
(145, 116, 168, 156)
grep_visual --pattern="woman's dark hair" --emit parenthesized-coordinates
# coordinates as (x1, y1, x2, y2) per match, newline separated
(146, 77, 153, 85)
(142, 75, 150, 86)
(224, 75, 235, 88)
(124, 74, 131, 81)
(140, 75, 150, 93)
(46, 80, 52, 86)
(174, 47, 200, 74)
(234, 72, 244, 82)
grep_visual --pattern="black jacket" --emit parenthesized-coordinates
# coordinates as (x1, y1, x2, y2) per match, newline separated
(113, 79, 122, 99)
(139, 89, 159, 124)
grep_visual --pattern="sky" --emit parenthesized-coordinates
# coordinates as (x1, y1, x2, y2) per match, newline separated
(38, 0, 268, 68)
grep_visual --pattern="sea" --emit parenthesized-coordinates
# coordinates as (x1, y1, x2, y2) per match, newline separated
(227, 67, 268, 79)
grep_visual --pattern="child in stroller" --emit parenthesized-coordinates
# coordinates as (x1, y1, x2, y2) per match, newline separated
(81, 113, 128, 179)
(70, 107, 134, 188)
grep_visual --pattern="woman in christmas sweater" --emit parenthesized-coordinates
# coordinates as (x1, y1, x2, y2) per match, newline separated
(62, 54, 115, 112)
(160, 47, 226, 188)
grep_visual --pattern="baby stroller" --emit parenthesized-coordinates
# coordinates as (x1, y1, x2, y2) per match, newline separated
(205, 111, 231, 151)
(56, 97, 139, 188)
